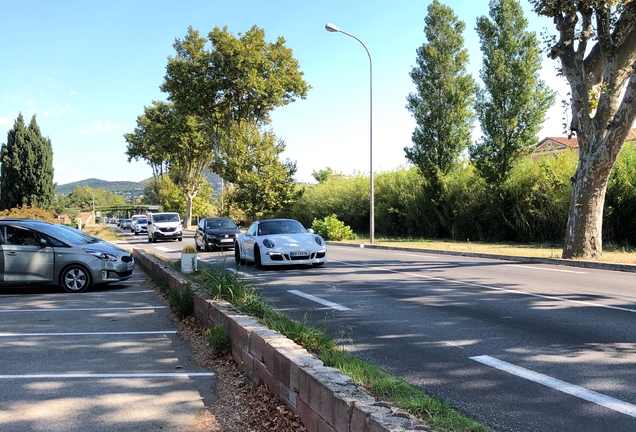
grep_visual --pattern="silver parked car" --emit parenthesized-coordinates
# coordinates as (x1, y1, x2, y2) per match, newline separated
(0, 219, 135, 293)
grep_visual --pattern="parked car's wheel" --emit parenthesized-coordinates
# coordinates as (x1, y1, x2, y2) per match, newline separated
(134, 231, 138, 236)
(178, 236, 182, 242)
(194, 237, 200, 251)
(234, 242, 242, 264)
(61, 265, 90, 293)
(254, 245, 262, 268)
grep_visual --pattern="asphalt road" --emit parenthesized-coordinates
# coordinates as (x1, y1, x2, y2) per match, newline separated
(130, 228, 636, 432)
(0, 263, 215, 431)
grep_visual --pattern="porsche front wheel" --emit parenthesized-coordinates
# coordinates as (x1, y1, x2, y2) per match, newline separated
(253, 245, 262, 268)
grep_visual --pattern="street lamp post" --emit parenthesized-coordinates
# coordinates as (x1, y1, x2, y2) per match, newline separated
(325, 23, 374, 244)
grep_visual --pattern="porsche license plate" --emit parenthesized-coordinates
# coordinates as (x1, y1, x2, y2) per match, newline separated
(290, 251, 309, 257)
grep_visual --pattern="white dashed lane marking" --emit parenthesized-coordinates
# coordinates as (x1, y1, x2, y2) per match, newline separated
(287, 290, 351, 311)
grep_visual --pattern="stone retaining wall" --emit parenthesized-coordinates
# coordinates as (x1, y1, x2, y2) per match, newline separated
(132, 248, 431, 432)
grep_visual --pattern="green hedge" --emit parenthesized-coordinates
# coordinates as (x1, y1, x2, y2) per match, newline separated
(280, 144, 636, 246)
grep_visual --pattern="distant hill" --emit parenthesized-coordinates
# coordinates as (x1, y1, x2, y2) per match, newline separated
(55, 172, 224, 198)
(55, 178, 148, 195)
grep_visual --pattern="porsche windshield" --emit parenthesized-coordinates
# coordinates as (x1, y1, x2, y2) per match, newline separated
(258, 220, 306, 235)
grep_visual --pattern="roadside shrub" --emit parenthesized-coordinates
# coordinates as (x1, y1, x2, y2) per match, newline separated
(285, 173, 369, 232)
(0, 205, 56, 222)
(374, 167, 435, 237)
(205, 325, 231, 356)
(199, 267, 245, 301)
(168, 284, 194, 319)
(605, 142, 636, 246)
(312, 214, 356, 241)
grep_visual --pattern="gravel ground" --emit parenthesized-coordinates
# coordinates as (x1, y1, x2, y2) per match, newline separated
(151, 277, 307, 432)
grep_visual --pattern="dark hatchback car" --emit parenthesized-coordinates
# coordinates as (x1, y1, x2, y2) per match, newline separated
(194, 217, 241, 251)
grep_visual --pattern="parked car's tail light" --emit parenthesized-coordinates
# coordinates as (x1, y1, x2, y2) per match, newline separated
(262, 238, 275, 248)
(314, 236, 324, 246)
(85, 249, 118, 261)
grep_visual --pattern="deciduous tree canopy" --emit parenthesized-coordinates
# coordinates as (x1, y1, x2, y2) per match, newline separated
(530, 0, 636, 258)
(124, 101, 212, 227)
(218, 122, 299, 220)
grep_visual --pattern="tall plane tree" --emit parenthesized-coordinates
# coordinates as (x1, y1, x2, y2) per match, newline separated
(405, 0, 476, 189)
(471, 0, 554, 186)
(161, 25, 310, 190)
(531, 1, 636, 259)
(0, 113, 55, 210)
(217, 122, 299, 220)
(125, 101, 212, 228)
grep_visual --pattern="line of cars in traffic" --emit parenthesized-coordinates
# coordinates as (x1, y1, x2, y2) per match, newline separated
(0, 213, 327, 295)
(114, 213, 328, 268)
(195, 217, 327, 268)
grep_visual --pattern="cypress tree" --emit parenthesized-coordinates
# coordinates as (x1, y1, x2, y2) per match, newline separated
(471, 0, 554, 186)
(405, 0, 476, 185)
(0, 113, 56, 210)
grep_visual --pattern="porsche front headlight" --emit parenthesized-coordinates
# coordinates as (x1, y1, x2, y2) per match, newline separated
(262, 238, 275, 248)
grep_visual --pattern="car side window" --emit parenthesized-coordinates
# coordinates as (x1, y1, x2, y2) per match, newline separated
(246, 223, 257, 236)
(5, 226, 40, 246)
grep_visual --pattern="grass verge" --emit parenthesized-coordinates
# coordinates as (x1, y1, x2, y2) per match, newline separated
(171, 258, 492, 432)
(82, 224, 126, 242)
(343, 237, 636, 264)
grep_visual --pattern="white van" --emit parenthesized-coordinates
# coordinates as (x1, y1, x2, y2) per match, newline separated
(147, 212, 182, 242)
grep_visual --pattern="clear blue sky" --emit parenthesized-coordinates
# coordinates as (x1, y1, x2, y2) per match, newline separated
(0, 0, 567, 186)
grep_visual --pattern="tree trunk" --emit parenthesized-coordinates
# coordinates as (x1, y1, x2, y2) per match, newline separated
(184, 194, 195, 230)
(562, 156, 612, 259)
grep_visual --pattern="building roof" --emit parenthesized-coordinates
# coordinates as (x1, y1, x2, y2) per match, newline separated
(536, 129, 636, 153)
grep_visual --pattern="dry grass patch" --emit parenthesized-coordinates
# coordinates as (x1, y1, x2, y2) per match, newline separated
(342, 238, 636, 264)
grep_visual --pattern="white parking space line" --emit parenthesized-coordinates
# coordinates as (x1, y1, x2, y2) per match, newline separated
(0, 372, 215, 379)
(471, 355, 636, 417)
(507, 264, 586, 274)
(0, 331, 177, 337)
(288, 290, 351, 311)
(395, 253, 440, 259)
(0, 306, 167, 313)
(333, 260, 636, 314)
